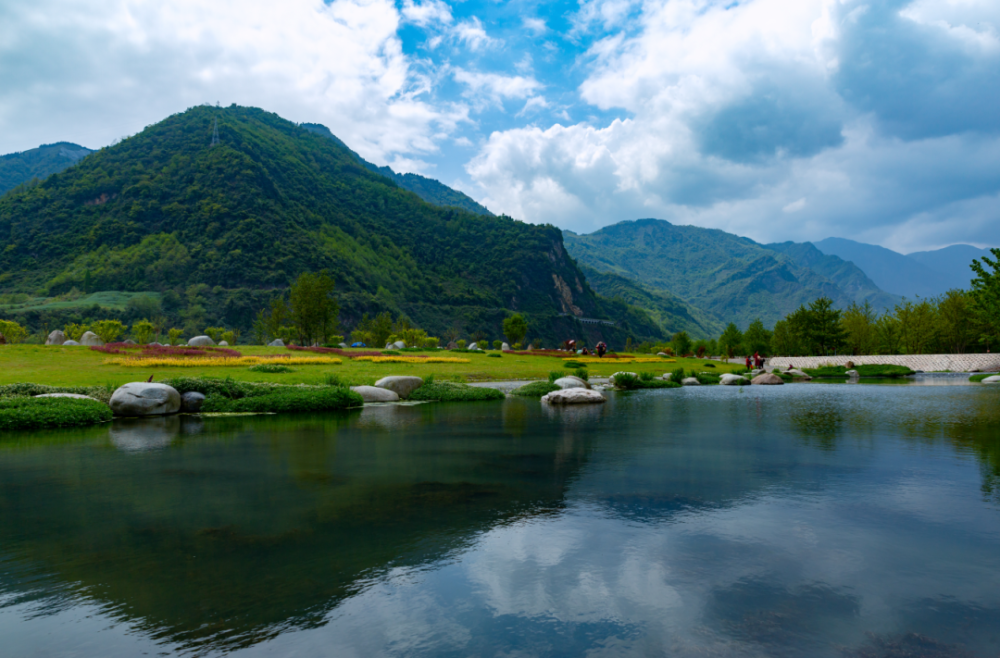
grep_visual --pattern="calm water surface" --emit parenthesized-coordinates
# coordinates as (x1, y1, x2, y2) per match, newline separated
(2, 384, 999, 657)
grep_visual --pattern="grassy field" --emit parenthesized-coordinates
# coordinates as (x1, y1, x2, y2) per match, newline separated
(0, 345, 744, 388)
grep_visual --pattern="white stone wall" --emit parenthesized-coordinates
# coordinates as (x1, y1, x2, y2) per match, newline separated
(765, 354, 1000, 372)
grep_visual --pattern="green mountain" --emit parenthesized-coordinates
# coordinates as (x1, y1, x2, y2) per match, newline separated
(0, 105, 660, 346)
(563, 219, 897, 329)
(579, 265, 724, 338)
(764, 241, 900, 308)
(300, 123, 493, 216)
(0, 142, 93, 195)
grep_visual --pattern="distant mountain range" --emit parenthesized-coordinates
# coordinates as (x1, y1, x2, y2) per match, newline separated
(814, 238, 988, 298)
(0, 142, 93, 195)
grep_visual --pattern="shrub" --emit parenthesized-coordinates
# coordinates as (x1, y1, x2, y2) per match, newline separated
(669, 367, 686, 383)
(548, 371, 561, 384)
(424, 337, 441, 349)
(613, 372, 680, 390)
(201, 386, 362, 413)
(703, 362, 716, 368)
(640, 371, 655, 382)
(63, 323, 89, 342)
(205, 327, 225, 342)
(0, 319, 29, 344)
(167, 328, 183, 346)
(91, 319, 126, 343)
(324, 373, 343, 387)
(248, 363, 294, 373)
(0, 397, 111, 431)
(970, 374, 996, 383)
(131, 319, 155, 345)
(409, 382, 505, 402)
(856, 364, 915, 378)
(457, 339, 467, 349)
(221, 330, 236, 345)
(695, 372, 721, 385)
(512, 382, 560, 397)
(513, 343, 523, 350)
(564, 360, 585, 369)
(493, 340, 502, 350)
(573, 367, 589, 381)
(163, 377, 276, 400)
(381, 350, 400, 356)
(487, 353, 501, 358)
(612, 372, 640, 389)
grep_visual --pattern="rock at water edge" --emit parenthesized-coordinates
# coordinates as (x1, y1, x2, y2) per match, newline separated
(79, 331, 104, 346)
(542, 389, 606, 405)
(553, 376, 589, 390)
(720, 374, 747, 386)
(110, 383, 182, 416)
(374, 376, 424, 399)
(350, 386, 400, 403)
(45, 330, 67, 346)
(752, 373, 785, 385)
(681, 377, 701, 386)
(982, 375, 1000, 384)
(181, 391, 206, 412)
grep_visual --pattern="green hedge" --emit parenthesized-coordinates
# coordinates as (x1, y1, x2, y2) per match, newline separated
(511, 382, 560, 397)
(409, 382, 505, 402)
(0, 397, 112, 431)
(613, 373, 680, 390)
(0, 382, 115, 404)
(248, 363, 295, 373)
(970, 373, 999, 383)
(163, 377, 290, 399)
(803, 365, 914, 378)
(201, 387, 362, 413)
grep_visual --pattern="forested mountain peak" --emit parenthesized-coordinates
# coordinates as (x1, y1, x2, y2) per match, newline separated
(0, 141, 94, 196)
(0, 105, 660, 343)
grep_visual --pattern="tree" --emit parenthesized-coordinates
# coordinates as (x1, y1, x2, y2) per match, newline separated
(352, 311, 393, 348)
(503, 314, 528, 346)
(937, 290, 974, 354)
(131, 319, 155, 345)
(770, 319, 801, 356)
(91, 319, 125, 343)
(806, 297, 846, 355)
(895, 298, 938, 354)
(875, 311, 902, 355)
(0, 319, 28, 344)
(841, 301, 878, 355)
(672, 331, 692, 357)
(63, 323, 89, 341)
(167, 328, 183, 346)
(970, 248, 1000, 350)
(289, 271, 339, 345)
(718, 323, 743, 360)
(742, 319, 770, 355)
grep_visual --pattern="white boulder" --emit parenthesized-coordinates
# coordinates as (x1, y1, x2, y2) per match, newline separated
(982, 375, 1000, 384)
(110, 382, 181, 416)
(351, 386, 400, 403)
(218, 340, 229, 346)
(62, 340, 80, 346)
(553, 376, 590, 390)
(392, 340, 406, 350)
(681, 377, 701, 386)
(339, 342, 348, 348)
(79, 331, 104, 346)
(268, 339, 285, 347)
(720, 374, 748, 386)
(785, 368, 812, 379)
(542, 389, 606, 405)
(752, 373, 785, 385)
(374, 376, 424, 399)
(502, 342, 511, 351)
(188, 335, 216, 347)
(45, 330, 67, 346)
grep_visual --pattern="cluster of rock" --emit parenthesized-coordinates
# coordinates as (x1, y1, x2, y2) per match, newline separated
(351, 376, 425, 403)
(542, 388, 606, 405)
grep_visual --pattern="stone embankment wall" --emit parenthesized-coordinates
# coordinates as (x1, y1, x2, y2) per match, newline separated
(765, 354, 1000, 373)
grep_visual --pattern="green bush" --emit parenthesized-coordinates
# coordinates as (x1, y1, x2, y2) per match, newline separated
(695, 372, 721, 385)
(0, 397, 112, 431)
(970, 373, 997, 382)
(613, 373, 680, 390)
(248, 363, 294, 373)
(487, 353, 501, 358)
(493, 340, 502, 350)
(703, 362, 716, 368)
(201, 386, 362, 413)
(163, 376, 285, 400)
(0, 382, 115, 404)
(511, 381, 560, 397)
(548, 371, 562, 384)
(457, 339, 467, 349)
(409, 382, 505, 402)
(573, 367, 589, 382)
(564, 360, 585, 369)
(856, 364, 914, 378)
(669, 367, 686, 383)
(640, 371, 655, 382)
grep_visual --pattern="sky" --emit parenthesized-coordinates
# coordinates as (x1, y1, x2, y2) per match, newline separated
(1, 0, 998, 252)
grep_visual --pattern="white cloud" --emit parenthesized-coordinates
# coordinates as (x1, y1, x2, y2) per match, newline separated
(454, 16, 500, 51)
(522, 17, 548, 36)
(400, 0, 453, 27)
(452, 68, 542, 107)
(0, 0, 463, 164)
(783, 198, 807, 213)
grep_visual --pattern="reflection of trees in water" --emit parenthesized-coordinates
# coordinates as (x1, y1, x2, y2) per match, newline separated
(0, 405, 594, 655)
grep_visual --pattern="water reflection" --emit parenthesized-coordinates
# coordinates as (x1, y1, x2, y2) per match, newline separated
(0, 387, 998, 657)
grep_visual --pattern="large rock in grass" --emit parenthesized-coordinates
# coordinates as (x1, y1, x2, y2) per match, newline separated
(681, 377, 701, 386)
(351, 386, 400, 403)
(752, 373, 785, 385)
(392, 341, 406, 350)
(374, 376, 424, 399)
(188, 335, 216, 347)
(110, 382, 181, 416)
(45, 330, 67, 345)
(502, 342, 510, 351)
(62, 340, 80, 346)
(218, 340, 229, 346)
(553, 376, 590, 390)
(542, 389, 606, 405)
(181, 391, 206, 412)
(268, 339, 285, 347)
(720, 374, 748, 386)
(34, 393, 102, 402)
(982, 375, 1000, 384)
(79, 331, 104, 346)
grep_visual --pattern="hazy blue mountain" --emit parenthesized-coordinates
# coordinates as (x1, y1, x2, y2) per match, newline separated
(765, 241, 900, 308)
(907, 244, 991, 291)
(814, 237, 980, 298)
(0, 142, 93, 195)
(563, 219, 890, 329)
(300, 123, 493, 217)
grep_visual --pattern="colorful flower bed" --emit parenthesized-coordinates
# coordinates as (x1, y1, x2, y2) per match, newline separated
(103, 356, 342, 367)
(91, 343, 243, 358)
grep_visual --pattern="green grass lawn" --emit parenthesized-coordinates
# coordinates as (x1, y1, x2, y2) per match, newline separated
(0, 345, 744, 388)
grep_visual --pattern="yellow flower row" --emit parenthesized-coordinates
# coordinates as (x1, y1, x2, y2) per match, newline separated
(104, 356, 343, 367)
(351, 356, 471, 364)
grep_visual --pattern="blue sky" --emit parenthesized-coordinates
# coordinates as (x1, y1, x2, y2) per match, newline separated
(1, 0, 998, 252)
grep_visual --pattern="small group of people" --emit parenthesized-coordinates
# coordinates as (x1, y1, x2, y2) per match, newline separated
(562, 339, 608, 358)
(744, 351, 765, 370)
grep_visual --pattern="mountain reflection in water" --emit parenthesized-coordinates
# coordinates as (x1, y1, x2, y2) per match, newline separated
(1, 385, 998, 657)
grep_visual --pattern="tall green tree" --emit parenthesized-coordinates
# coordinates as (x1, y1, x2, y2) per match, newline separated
(671, 331, 692, 356)
(970, 248, 1000, 350)
(742, 318, 771, 355)
(770, 318, 801, 356)
(503, 314, 528, 347)
(875, 311, 902, 355)
(718, 323, 744, 359)
(289, 271, 339, 345)
(352, 311, 393, 348)
(841, 301, 878, 355)
(895, 298, 938, 354)
(805, 297, 846, 355)
(937, 289, 974, 354)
